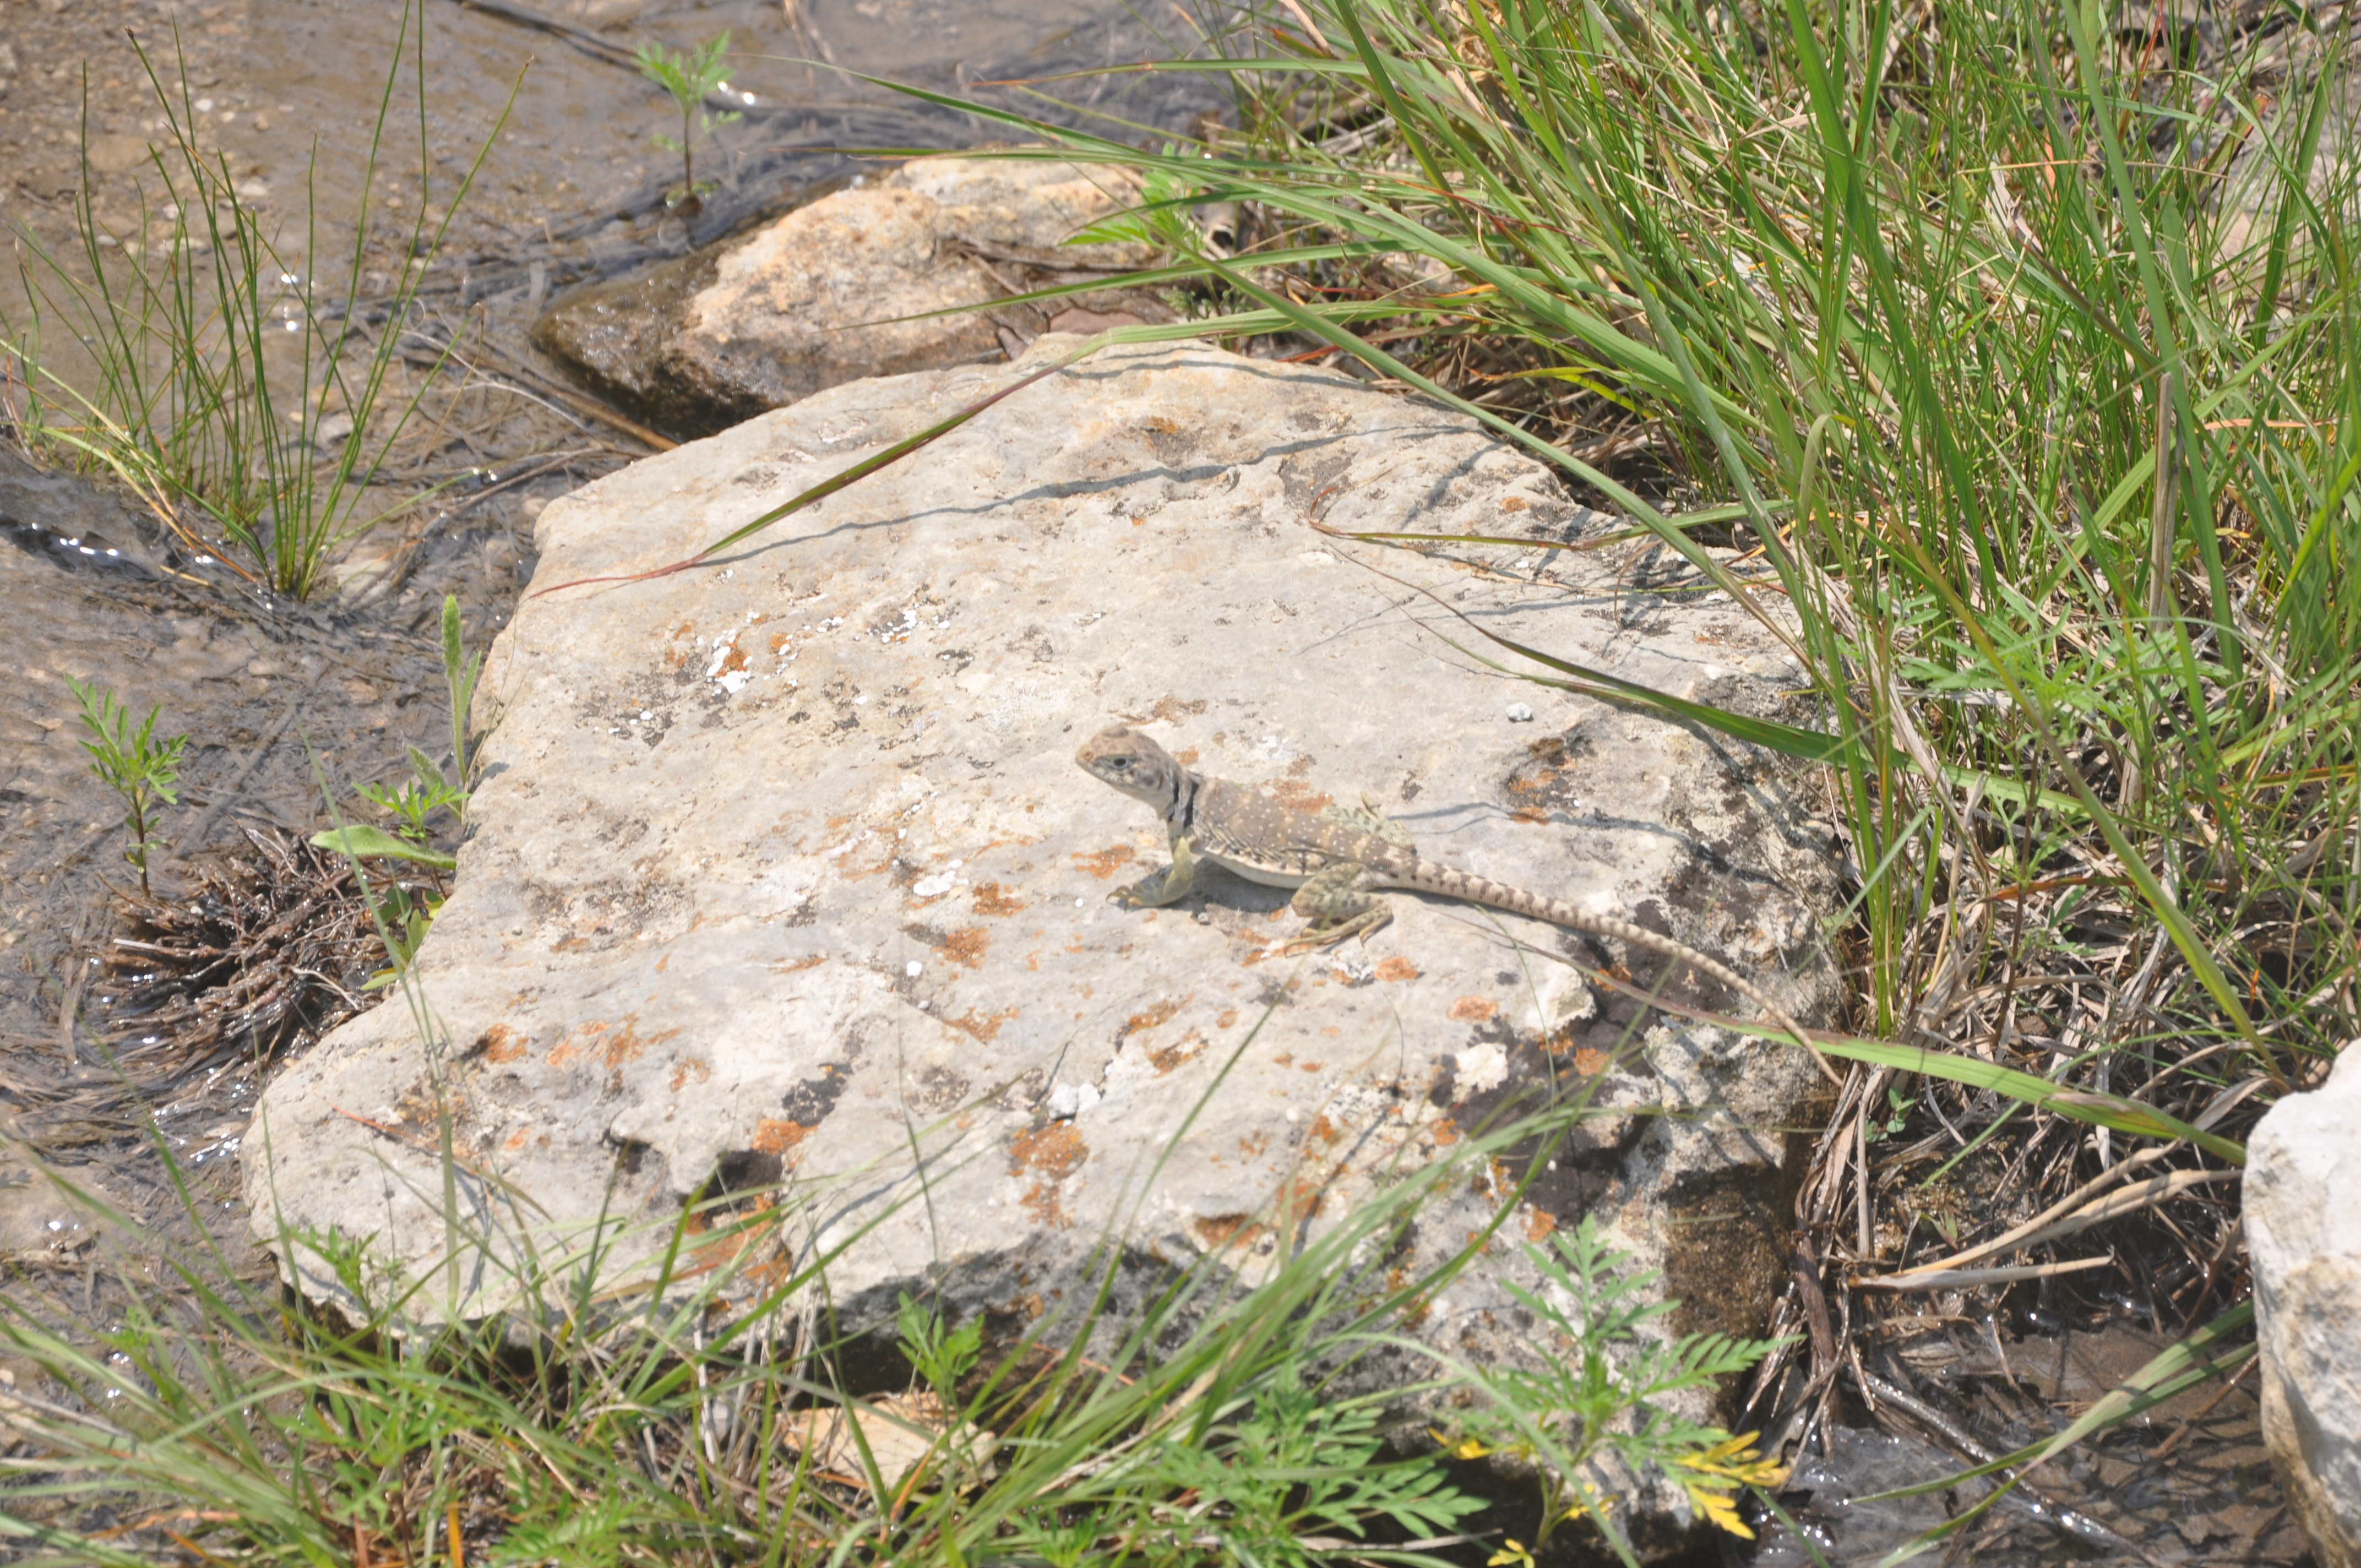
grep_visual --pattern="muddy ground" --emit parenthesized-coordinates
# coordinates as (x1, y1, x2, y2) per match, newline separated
(0, 2, 2312, 1564)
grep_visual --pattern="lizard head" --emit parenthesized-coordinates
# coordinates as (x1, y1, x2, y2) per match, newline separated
(1074, 725, 1182, 806)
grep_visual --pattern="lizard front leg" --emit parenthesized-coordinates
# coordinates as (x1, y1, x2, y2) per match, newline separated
(1113, 830, 1199, 910)
(1276, 862, 1394, 954)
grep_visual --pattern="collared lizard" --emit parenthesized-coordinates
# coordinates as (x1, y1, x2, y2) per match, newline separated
(1074, 723, 1831, 1078)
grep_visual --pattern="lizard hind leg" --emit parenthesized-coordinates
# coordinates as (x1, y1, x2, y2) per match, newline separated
(1319, 794, 1416, 850)
(1276, 863, 1392, 954)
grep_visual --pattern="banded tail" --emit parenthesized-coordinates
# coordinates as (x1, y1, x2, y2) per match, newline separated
(1385, 857, 1832, 1081)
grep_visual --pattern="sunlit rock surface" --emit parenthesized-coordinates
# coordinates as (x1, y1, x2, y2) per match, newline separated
(243, 337, 1842, 1540)
(2248, 1047, 2361, 1568)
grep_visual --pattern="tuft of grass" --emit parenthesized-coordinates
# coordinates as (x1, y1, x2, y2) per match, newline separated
(68, 678, 187, 898)
(1141, 0, 2360, 1117)
(0, 1, 515, 601)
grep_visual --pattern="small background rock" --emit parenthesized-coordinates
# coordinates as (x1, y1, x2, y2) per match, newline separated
(2246, 1046, 2361, 1568)
(532, 156, 1166, 437)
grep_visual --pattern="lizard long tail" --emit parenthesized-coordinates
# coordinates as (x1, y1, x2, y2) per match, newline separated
(1388, 858, 1837, 1084)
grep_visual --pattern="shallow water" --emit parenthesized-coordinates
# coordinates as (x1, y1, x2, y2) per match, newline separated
(2, 0, 1223, 316)
(1753, 1315, 2302, 1567)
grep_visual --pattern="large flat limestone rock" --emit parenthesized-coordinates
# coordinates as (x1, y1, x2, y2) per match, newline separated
(243, 341, 1840, 1389)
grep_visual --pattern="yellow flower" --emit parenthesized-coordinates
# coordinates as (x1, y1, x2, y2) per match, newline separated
(1675, 1431, 1788, 1540)
(1432, 1428, 1493, 1461)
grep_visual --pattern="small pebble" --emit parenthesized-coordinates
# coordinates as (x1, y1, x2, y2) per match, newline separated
(905, 960, 922, 978)
(1506, 702, 1535, 722)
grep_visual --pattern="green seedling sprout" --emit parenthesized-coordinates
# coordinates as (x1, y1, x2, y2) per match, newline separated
(68, 678, 187, 897)
(356, 749, 469, 846)
(633, 31, 741, 213)
(313, 595, 474, 986)
(441, 591, 481, 792)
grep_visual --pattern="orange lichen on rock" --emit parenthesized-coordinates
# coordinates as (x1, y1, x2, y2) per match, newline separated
(1193, 1213, 1267, 1249)
(1070, 843, 1137, 879)
(1147, 1029, 1205, 1075)
(1374, 957, 1421, 983)
(1279, 1170, 1328, 1221)
(546, 1020, 609, 1068)
(1007, 1104, 1090, 1232)
(481, 1025, 530, 1064)
(752, 1119, 813, 1158)
(1020, 1182, 1068, 1228)
(1448, 996, 1498, 1023)
(941, 927, 991, 968)
(1008, 1123, 1089, 1180)
(1140, 695, 1207, 725)
(1123, 996, 1186, 1037)
(1269, 779, 1332, 814)
(944, 1006, 1018, 1042)
(970, 881, 1025, 916)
